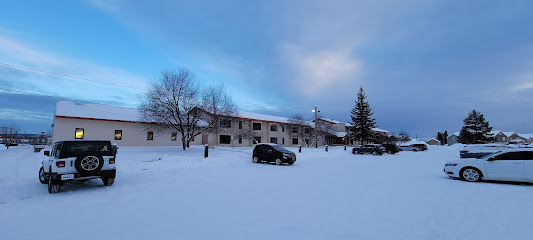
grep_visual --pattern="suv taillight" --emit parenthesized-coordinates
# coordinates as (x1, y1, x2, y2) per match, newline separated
(109, 158, 115, 164)
(56, 161, 66, 168)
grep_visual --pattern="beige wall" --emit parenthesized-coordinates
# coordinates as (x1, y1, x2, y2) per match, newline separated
(52, 117, 204, 147)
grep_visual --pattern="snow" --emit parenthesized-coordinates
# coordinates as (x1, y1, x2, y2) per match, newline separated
(55, 101, 142, 122)
(1, 145, 533, 240)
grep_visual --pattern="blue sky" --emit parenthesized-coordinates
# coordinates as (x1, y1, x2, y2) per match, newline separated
(1, 0, 533, 137)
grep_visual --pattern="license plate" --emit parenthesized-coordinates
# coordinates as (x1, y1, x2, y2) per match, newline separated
(61, 174, 74, 180)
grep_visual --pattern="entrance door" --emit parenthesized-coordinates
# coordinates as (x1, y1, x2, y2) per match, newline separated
(201, 134, 208, 145)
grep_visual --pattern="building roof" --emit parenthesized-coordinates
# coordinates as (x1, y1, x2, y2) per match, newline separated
(55, 101, 142, 122)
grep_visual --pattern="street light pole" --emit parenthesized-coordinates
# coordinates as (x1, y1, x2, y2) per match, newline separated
(313, 107, 318, 148)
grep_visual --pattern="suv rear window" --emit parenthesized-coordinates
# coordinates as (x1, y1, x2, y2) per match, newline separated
(61, 141, 113, 158)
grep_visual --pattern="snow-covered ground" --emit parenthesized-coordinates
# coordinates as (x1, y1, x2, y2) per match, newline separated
(1, 145, 532, 240)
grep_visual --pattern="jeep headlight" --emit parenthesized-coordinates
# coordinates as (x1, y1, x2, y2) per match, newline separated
(283, 153, 289, 158)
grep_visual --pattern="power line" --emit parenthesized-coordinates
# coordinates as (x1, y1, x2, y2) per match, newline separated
(0, 62, 313, 110)
(0, 62, 145, 91)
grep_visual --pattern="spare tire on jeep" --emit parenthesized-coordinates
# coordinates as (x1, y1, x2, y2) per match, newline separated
(75, 153, 104, 176)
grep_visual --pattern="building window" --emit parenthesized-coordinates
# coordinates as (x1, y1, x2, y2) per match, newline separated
(114, 130, 122, 140)
(292, 138, 298, 145)
(254, 136, 261, 144)
(282, 138, 285, 145)
(239, 121, 243, 129)
(282, 126, 285, 132)
(271, 124, 278, 131)
(147, 132, 154, 141)
(292, 127, 298, 133)
(220, 135, 231, 144)
(75, 128, 84, 139)
(270, 137, 278, 144)
(220, 119, 232, 128)
(253, 122, 261, 130)
(305, 128, 310, 134)
(238, 137, 242, 144)
(171, 132, 177, 141)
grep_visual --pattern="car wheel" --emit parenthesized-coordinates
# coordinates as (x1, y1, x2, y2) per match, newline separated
(275, 158, 283, 165)
(460, 168, 482, 182)
(48, 167, 60, 194)
(353, 150, 359, 155)
(39, 166, 47, 184)
(413, 149, 418, 152)
(75, 153, 104, 176)
(352, 149, 356, 154)
(387, 150, 392, 154)
(372, 151, 378, 155)
(253, 156, 260, 163)
(102, 177, 115, 186)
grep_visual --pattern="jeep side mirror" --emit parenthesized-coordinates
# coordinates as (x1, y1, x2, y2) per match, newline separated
(43, 150, 50, 156)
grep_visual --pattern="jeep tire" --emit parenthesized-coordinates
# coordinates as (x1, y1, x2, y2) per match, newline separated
(102, 177, 115, 186)
(75, 153, 104, 176)
(48, 167, 61, 194)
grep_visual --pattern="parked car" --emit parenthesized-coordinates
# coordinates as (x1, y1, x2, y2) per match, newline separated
(352, 144, 386, 155)
(459, 144, 516, 158)
(399, 144, 423, 152)
(444, 149, 533, 183)
(39, 140, 117, 194)
(411, 143, 428, 151)
(252, 143, 296, 165)
(382, 144, 400, 154)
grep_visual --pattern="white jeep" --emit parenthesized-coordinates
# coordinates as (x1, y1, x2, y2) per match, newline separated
(39, 140, 117, 194)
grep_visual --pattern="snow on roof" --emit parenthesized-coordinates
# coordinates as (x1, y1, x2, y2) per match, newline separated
(518, 133, 533, 139)
(55, 101, 142, 122)
(236, 111, 293, 124)
(371, 128, 389, 133)
(314, 118, 343, 124)
(500, 131, 515, 137)
(333, 131, 347, 137)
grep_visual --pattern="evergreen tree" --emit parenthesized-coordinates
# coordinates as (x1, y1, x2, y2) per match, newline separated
(437, 132, 443, 145)
(443, 131, 448, 145)
(349, 87, 377, 144)
(457, 110, 492, 144)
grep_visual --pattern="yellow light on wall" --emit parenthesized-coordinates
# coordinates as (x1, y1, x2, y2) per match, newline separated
(75, 128, 84, 139)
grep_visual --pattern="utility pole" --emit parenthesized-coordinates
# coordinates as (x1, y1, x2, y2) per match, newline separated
(313, 107, 319, 148)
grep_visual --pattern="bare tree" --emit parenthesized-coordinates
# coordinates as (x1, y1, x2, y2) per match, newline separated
(1, 123, 20, 148)
(287, 114, 312, 146)
(398, 131, 411, 143)
(311, 118, 335, 146)
(139, 67, 236, 150)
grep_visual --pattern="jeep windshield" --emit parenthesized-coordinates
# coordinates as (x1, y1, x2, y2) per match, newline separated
(272, 145, 290, 153)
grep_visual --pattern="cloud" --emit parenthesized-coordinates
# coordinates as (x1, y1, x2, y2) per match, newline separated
(0, 108, 52, 121)
(281, 45, 362, 97)
(0, 34, 148, 106)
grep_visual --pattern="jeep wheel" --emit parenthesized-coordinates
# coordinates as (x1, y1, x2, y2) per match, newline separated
(372, 151, 378, 155)
(48, 167, 60, 194)
(253, 156, 260, 163)
(75, 153, 104, 176)
(102, 177, 115, 186)
(275, 158, 283, 165)
(39, 166, 47, 184)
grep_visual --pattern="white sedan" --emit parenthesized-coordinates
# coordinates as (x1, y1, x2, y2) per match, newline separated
(444, 150, 533, 183)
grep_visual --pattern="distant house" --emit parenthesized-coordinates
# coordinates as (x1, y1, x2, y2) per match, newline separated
(426, 138, 440, 145)
(447, 132, 459, 145)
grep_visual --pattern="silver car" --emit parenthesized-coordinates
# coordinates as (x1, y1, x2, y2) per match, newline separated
(399, 144, 423, 152)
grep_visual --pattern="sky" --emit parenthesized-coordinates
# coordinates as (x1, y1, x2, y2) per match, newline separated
(1, 0, 533, 137)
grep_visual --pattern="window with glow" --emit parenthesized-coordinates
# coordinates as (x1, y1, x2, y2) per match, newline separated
(147, 131, 154, 141)
(171, 132, 177, 141)
(75, 128, 84, 139)
(114, 130, 122, 140)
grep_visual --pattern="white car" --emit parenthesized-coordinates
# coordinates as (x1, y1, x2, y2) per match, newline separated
(444, 149, 533, 183)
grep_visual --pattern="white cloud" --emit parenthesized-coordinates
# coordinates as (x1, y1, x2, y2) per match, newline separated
(281, 44, 363, 97)
(0, 108, 52, 121)
(509, 72, 533, 92)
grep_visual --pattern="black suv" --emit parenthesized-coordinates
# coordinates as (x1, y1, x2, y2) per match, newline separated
(352, 144, 386, 155)
(252, 143, 296, 165)
(382, 144, 400, 154)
